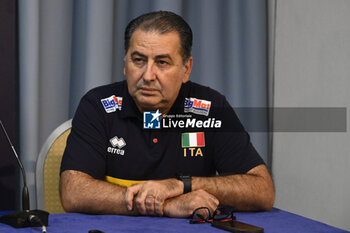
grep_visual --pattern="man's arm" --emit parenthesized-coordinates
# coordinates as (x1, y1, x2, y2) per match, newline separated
(125, 164, 274, 215)
(192, 164, 275, 211)
(60, 170, 219, 217)
(60, 170, 138, 215)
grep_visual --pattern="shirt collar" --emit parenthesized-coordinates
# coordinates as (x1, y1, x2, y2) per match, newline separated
(120, 81, 142, 120)
(167, 82, 188, 115)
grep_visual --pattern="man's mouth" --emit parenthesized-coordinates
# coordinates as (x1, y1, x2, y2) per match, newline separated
(139, 87, 159, 95)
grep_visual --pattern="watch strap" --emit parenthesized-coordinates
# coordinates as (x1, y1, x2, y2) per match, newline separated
(178, 175, 191, 194)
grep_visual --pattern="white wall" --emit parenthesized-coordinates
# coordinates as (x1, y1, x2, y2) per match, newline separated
(272, 0, 350, 231)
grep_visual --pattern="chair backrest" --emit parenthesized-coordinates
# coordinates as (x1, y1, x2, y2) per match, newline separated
(36, 119, 72, 213)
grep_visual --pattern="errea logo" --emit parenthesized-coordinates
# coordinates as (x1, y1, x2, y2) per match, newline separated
(107, 136, 126, 155)
(110, 136, 126, 148)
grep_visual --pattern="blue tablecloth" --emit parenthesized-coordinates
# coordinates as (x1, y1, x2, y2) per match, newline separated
(0, 208, 348, 233)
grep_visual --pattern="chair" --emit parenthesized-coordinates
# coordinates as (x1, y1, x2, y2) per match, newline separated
(36, 119, 72, 213)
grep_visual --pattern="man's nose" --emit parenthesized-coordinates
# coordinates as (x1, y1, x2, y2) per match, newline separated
(143, 62, 156, 82)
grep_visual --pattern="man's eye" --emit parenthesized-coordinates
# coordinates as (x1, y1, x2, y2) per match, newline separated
(133, 58, 145, 64)
(157, 60, 169, 65)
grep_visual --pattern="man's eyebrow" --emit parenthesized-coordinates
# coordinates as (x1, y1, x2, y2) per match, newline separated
(155, 54, 173, 61)
(130, 51, 173, 61)
(131, 51, 147, 58)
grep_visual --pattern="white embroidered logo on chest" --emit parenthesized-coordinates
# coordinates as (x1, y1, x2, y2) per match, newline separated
(107, 136, 126, 155)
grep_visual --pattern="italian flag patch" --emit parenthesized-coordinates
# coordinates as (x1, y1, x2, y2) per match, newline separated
(182, 132, 205, 147)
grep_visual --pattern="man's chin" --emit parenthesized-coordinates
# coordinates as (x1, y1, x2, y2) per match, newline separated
(136, 98, 162, 111)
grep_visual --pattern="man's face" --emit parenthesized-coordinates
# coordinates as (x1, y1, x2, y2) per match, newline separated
(124, 29, 192, 114)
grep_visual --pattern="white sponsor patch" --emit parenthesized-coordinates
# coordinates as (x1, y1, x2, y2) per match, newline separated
(184, 98, 211, 116)
(101, 95, 123, 113)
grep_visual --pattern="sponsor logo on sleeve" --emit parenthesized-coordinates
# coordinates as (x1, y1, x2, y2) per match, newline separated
(184, 98, 211, 116)
(101, 95, 123, 113)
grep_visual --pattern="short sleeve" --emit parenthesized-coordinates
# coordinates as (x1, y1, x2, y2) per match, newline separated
(60, 93, 107, 179)
(212, 99, 265, 174)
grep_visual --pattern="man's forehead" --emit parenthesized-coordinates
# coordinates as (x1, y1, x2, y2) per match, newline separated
(128, 29, 181, 56)
(131, 28, 180, 40)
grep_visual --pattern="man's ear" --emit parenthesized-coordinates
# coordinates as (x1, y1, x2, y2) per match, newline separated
(182, 56, 193, 83)
(123, 56, 126, 76)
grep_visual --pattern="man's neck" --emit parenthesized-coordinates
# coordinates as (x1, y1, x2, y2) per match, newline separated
(136, 105, 171, 118)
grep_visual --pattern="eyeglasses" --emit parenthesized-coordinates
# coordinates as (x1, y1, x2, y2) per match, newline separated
(189, 205, 236, 224)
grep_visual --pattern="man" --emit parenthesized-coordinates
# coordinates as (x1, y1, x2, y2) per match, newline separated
(60, 11, 274, 218)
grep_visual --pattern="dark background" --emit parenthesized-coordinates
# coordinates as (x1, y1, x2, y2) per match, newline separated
(0, 0, 18, 211)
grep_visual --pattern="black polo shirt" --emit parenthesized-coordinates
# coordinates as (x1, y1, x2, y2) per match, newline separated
(60, 80, 264, 187)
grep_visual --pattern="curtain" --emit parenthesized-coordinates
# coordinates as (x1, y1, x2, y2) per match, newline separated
(18, 0, 269, 209)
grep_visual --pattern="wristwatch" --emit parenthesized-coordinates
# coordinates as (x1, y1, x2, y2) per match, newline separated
(177, 175, 192, 194)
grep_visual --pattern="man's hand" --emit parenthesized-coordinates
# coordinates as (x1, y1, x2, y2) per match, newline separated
(124, 178, 183, 216)
(163, 189, 219, 218)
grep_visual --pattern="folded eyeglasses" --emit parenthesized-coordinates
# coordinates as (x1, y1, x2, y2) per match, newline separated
(189, 205, 236, 224)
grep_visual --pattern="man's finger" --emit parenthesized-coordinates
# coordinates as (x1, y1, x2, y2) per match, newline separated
(154, 195, 164, 216)
(145, 195, 156, 215)
(207, 195, 219, 215)
(135, 190, 151, 215)
(124, 185, 140, 211)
